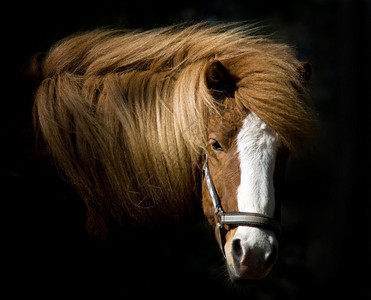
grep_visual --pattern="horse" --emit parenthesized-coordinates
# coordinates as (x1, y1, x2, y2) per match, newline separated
(32, 23, 314, 283)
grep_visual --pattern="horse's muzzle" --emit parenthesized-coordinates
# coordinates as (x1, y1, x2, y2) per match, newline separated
(225, 227, 278, 282)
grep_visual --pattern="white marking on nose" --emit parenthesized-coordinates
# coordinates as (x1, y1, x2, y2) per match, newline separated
(226, 112, 281, 279)
(236, 112, 281, 216)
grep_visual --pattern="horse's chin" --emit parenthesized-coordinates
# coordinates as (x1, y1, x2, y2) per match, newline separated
(228, 276, 266, 287)
(227, 264, 273, 284)
(227, 266, 272, 286)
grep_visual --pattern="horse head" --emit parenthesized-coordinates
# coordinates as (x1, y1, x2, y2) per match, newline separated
(31, 25, 314, 282)
(201, 60, 311, 282)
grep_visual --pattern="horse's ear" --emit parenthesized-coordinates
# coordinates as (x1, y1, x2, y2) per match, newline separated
(21, 52, 46, 88)
(297, 62, 312, 82)
(205, 60, 236, 100)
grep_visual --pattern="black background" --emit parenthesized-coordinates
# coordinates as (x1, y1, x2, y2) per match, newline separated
(3, 0, 371, 298)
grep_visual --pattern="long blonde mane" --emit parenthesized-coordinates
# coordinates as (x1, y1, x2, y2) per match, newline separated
(33, 23, 314, 236)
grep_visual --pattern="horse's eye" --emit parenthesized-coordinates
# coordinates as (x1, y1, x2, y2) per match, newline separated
(212, 141, 224, 151)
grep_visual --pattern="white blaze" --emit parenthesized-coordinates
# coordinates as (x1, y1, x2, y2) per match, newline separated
(236, 112, 281, 216)
(225, 112, 282, 279)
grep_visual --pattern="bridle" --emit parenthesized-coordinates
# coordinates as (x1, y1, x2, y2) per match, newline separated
(202, 154, 282, 257)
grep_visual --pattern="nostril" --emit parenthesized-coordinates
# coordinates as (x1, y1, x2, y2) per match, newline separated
(231, 238, 243, 262)
(266, 246, 278, 265)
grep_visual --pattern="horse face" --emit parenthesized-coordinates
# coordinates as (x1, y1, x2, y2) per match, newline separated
(202, 61, 288, 282)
